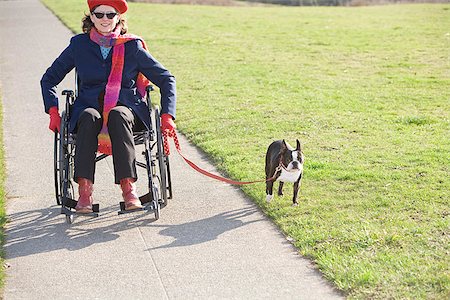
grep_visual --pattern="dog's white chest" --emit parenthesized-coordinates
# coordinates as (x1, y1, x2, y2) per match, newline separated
(277, 168, 302, 183)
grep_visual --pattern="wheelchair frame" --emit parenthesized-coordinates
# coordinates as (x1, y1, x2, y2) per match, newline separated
(54, 83, 172, 224)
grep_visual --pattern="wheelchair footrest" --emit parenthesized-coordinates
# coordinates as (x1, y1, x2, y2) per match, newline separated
(118, 201, 153, 215)
(62, 197, 99, 212)
(61, 206, 99, 218)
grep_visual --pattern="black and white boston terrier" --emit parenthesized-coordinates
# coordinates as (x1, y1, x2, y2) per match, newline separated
(265, 139, 304, 206)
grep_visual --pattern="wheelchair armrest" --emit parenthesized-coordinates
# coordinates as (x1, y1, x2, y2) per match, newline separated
(62, 90, 75, 106)
(62, 90, 74, 97)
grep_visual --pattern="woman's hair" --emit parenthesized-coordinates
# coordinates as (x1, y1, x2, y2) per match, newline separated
(82, 10, 128, 34)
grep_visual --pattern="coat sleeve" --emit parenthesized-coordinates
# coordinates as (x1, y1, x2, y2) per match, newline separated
(40, 37, 75, 113)
(135, 40, 177, 119)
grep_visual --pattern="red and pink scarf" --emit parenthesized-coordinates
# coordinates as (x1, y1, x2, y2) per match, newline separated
(90, 27, 150, 155)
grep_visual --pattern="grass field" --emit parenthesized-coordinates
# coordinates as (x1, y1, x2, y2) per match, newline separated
(40, 1, 449, 298)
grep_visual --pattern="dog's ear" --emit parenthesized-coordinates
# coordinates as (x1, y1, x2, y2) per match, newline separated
(296, 139, 302, 152)
(281, 140, 288, 152)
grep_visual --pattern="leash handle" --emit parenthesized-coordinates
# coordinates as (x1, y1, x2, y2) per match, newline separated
(162, 130, 274, 185)
(163, 129, 179, 156)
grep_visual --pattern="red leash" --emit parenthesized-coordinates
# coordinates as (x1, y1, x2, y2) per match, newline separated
(162, 130, 277, 185)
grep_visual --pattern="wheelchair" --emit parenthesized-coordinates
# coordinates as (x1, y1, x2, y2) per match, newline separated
(53, 81, 172, 224)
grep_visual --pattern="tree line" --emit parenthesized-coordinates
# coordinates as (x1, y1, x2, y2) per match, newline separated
(241, 0, 447, 6)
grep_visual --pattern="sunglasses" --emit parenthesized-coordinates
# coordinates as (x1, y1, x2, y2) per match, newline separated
(92, 12, 118, 19)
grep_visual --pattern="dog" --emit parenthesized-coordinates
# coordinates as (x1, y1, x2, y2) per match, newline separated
(265, 139, 304, 206)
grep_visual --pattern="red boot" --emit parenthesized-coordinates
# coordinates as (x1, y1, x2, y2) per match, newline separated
(120, 178, 143, 210)
(75, 178, 94, 213)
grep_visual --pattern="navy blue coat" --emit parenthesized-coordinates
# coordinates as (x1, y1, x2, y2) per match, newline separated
(41, 33, 176, 133)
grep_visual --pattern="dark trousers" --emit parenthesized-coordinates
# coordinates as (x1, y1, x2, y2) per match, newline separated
(74, 106, 142, 184)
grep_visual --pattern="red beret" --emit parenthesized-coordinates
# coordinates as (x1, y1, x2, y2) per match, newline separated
(87, 0, 128, 14)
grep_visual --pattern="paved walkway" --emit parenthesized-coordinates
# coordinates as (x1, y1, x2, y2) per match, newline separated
(0, 0, 343, 299)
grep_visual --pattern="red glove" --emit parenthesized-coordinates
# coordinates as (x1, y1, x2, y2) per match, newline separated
(161, 113, 176, 132)
(48, 106, 61, 133)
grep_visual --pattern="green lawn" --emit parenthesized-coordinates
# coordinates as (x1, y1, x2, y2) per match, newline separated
(40, 1, 450, 298)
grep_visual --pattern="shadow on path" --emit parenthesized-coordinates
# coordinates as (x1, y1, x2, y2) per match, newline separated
(5, 203, 155, 259)
(5, 204, 262, 259)
(150, 207, 263, 250)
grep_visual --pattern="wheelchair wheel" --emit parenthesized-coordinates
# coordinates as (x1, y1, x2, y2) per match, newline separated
(152, 184, 160, 220)
(59, 111, 75, 209)
(165, 156, 173, 200)
(154, 107, 170, 207)
(143, 136, 160, 220)
(54, 131, 61, 205)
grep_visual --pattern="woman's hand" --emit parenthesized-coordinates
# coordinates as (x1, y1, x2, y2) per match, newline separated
(161, 113, 176, 133)
(48, 106, 61, 133)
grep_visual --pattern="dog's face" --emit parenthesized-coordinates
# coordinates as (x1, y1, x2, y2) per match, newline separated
(281, 139, 304, 171)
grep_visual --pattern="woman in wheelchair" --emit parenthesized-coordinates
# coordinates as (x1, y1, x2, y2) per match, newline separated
(41, 0, 176, 213)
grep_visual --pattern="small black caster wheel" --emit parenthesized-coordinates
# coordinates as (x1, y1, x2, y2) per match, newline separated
(66, 214, 74, 224)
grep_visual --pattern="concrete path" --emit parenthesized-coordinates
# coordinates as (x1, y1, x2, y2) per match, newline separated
(0, 0, 343, 299)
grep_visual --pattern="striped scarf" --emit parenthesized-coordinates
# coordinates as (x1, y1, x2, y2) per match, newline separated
(90, 27, 150, 155)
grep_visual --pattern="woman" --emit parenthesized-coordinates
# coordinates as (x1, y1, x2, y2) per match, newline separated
(41, 0, 176, 213)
